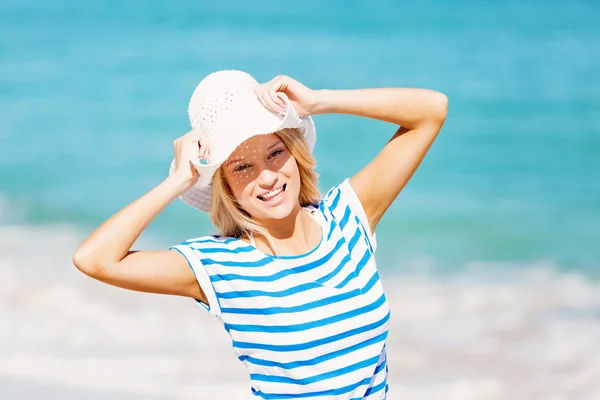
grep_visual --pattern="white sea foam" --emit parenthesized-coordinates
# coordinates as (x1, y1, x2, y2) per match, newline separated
(1, 223, 599, 399)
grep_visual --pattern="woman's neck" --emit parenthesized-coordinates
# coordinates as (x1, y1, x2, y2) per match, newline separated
(251, 207, 321, 257)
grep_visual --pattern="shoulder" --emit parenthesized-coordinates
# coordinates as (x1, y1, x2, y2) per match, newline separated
(173, 235, 246, 253)
(319, 178, 377, 251)
(320, 179, 363, 215)
(182, 235, 237, 246)
(175, 233, 265, 259)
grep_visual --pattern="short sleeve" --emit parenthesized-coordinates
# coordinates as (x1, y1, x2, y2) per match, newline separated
(324, 178, 377, 252)
(170, 244, 222, 318)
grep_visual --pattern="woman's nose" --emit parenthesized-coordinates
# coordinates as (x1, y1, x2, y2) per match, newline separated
(256, 167, 278, 187)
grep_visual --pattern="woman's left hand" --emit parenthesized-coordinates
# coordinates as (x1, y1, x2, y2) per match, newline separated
(254, 75, 317, 117)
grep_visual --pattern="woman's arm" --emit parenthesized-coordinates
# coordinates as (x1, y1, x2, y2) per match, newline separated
(254, 75, 448, 233)
(72, 130, 209, 301)
(312, 88, 448, 232)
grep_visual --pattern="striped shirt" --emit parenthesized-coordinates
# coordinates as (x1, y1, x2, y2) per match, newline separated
(171, 179, 390, 399)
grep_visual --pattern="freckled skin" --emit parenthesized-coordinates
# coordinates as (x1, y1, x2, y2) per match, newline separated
(223, 134, 302, 224)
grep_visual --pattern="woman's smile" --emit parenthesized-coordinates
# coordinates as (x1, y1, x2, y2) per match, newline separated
(257, 183, 287, 204)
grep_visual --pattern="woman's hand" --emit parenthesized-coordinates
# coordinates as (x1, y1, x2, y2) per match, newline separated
(254, 75, 317, 117)
(171, 129, 210, 189)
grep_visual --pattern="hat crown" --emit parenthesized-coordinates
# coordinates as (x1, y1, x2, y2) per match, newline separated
(187, 70, 258, 136)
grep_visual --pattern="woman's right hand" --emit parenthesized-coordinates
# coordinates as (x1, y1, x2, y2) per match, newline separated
(171, 129, 210, 188)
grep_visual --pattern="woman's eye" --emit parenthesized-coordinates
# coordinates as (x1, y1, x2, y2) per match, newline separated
(269, 149, 283, 159)
(234, 164, 250, 172)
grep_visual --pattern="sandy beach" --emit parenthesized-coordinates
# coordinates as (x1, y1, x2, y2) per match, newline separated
(2, 225, 600, 399)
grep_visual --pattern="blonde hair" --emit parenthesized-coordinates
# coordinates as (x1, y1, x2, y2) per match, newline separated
(210, 128, 320, 239)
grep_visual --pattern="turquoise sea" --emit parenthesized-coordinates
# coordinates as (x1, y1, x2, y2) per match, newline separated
(1, 1, 599, 398)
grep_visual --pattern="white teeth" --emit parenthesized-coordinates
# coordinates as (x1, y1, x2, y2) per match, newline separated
(259, 186, 283, 201)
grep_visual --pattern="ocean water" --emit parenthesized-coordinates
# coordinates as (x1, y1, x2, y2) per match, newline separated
(1, 0, 599, 398)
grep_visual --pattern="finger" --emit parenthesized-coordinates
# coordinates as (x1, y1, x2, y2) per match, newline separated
(258, 92, 271, 112)
(277, 92, 289, 105)
(190, 140, 200, 160)
(177, 133, 205, 160)
(256, 80, 284, 113)
(253, 83, 265, 96)
(260, 89, 281, 113)
(196, 137, 206, 159)
(268, 79, 287, 106)
(265, 84, 285, 112)
(255, 87, 271, 111)
(200, 140, 209, 160)
(269, 88, 285, 110)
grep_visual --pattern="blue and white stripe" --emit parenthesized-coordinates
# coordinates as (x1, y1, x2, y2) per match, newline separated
(171, 179, 390, 399)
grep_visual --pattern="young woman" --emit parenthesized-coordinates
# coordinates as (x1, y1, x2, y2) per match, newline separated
(73, 70, 448, 399)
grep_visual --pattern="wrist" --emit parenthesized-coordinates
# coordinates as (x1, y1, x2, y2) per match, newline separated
(311, 89, 334, 115)
(164, 172, 197, 197)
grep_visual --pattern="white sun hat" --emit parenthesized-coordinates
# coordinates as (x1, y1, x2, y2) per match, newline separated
(169, 70, 317, 213)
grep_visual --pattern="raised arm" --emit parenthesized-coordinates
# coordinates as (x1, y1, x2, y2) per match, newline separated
(72, 130, 210, 302)
(312, 88, 448, 232)
(254, 75, 448, 233)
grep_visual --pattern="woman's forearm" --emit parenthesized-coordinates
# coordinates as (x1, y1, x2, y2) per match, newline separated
(312, 88, 448, 129)
(73, 175, 191, 272)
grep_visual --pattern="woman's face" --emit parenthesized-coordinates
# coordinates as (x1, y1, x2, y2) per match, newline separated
(223, 134, 301, 222)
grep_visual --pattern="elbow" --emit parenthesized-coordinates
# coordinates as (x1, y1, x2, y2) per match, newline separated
(72, 247, 103, 278)
(431, 92, 448, 124)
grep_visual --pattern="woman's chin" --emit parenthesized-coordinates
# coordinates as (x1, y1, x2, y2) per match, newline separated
(262, 204, 294, 220)
(252, 197, 296, 221)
